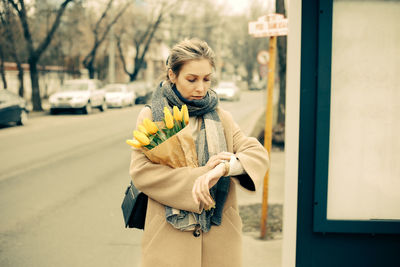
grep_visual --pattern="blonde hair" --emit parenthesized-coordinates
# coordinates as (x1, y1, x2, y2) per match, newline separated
(165, 38, 216, 83)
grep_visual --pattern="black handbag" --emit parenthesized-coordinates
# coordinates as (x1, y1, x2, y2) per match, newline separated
(121, 180, 148, 229)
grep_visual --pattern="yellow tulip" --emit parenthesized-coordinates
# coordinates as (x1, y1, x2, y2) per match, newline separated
(133, 130, 150, 146)
(143, 118, 158, 134)
(205, 200, 216, 211)
(182, 104, 189, 125)
(173, 106, 182, 122)
(126, 139, 142, 148)
(138, 125, 149, 136)
(164, 106, 174, 129)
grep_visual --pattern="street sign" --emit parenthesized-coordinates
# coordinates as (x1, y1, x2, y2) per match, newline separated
(248, 13, 288, 37)
(257, 50, 270, 65)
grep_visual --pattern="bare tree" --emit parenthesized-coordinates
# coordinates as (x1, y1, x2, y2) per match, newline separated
(82, 0, 131, 79)
(116, 9, 163, 82)
(116, 0, 212, 82)
(7, 0, 74, 111)
(0, 0, 25, 96)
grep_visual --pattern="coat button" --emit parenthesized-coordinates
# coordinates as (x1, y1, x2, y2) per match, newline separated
(193, 229, 201, 237)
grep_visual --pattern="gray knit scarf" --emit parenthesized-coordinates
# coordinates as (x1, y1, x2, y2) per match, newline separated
(151, 82, 230, 233)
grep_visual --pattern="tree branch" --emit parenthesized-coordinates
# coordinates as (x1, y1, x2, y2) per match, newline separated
(93, 0, 113, 35)
(139, 11, 163, 64)
(7, 0, 34, 55)
(116, 34, 130, 76)
(0, 2, 19, 61)
(97, 1, 131, 47)
(35, 0, 74, 60)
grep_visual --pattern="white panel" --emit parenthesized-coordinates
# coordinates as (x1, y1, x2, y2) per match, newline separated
(328, 1, 400, 220)
(282, 0, 301, 266)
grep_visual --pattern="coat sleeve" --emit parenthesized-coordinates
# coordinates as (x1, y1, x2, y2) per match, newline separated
(221, 109, 270, 192)
(129, 107, 211, 213)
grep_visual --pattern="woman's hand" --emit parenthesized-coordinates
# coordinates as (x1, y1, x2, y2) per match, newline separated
(205, 152, 234, 169)
(192, 165, 225, 208)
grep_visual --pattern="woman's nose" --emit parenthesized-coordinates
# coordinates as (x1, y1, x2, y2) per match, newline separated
(195, 81, 205, 92)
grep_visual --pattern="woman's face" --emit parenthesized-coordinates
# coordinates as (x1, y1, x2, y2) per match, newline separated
(168, 59, 212, 101)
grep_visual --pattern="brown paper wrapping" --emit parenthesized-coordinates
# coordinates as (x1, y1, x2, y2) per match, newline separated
(142, 123, 198, 169)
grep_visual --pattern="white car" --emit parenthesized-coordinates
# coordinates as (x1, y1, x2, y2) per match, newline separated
(127, 81, 153, 104)
(49, 79, 107, 114)
(105, 84, 135, 108)
(214, 81, 241, 101)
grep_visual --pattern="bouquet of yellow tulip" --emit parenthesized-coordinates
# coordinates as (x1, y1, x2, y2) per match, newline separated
(126, 104, 197, 169)
(126, 104, 189, 150)
(126, 104, 216, 210)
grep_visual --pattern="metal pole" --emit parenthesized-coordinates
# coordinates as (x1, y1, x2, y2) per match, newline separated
(260, 35, 277, 239)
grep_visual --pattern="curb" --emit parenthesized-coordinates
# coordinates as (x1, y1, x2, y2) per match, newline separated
(27, 101, 50, 118)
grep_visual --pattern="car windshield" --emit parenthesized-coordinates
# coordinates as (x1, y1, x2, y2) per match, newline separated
(62, 82, 89, 91)
(106, 86, 123, 92)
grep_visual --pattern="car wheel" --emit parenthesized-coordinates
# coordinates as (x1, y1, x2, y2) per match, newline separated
(50, 108, 58, 115)
(99, 100, 107, 112)
(83, 102, 92, 114)
(17, 110, 28, 125)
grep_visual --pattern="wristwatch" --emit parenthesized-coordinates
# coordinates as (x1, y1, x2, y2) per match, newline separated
(222, 160, 230, 177)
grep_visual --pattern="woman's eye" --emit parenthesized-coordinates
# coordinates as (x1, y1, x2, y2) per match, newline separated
(204, 78, 210, 82)
(188, 79, 196, 83)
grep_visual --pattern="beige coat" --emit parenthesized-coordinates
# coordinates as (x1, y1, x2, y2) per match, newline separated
(129, 106, 269, 267)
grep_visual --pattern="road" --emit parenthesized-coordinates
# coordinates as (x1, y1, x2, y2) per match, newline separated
(0, 90, 266, 267)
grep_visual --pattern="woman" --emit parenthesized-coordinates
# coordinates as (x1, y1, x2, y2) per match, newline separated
(130, 38, 269, 267)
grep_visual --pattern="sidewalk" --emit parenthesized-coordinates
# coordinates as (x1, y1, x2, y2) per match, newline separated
(239, 108, 284, 267)
(26, 99, 50, 118)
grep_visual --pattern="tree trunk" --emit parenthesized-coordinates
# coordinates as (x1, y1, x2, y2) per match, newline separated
(17, 62, 24, 97)
(29, 58, 42, 111)
(87, 60, 95, 79)
(130, 70, 139, 82)
(276, 0, 287, 125)
(130, 59, 142, 81)
(0, 46, 7, 89)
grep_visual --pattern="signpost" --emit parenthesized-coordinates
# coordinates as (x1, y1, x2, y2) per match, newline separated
(249, 13, 288, 239)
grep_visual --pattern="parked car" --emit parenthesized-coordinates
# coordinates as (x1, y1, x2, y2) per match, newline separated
(49, 79, 107, 114)
(214, 81, 241, 101)
(249, 79, 267, 91)
(105, 83, 135, 108)
(127, 81, 153, 104)
(0, 89, 29, 126)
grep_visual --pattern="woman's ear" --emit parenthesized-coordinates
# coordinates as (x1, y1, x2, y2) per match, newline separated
(168, 69, 176, 83)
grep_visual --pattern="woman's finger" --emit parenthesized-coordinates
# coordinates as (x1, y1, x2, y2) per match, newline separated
(195, 178, 210, 205)
(201, 177, 213, 205)
(197, 188, 209, 206)
(192, 180, 200, 205)
(217, 154, 233, 161)
(218, 152, 234, 157)
(206, 157, 221, 169)
(193, 177, 205, 205)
